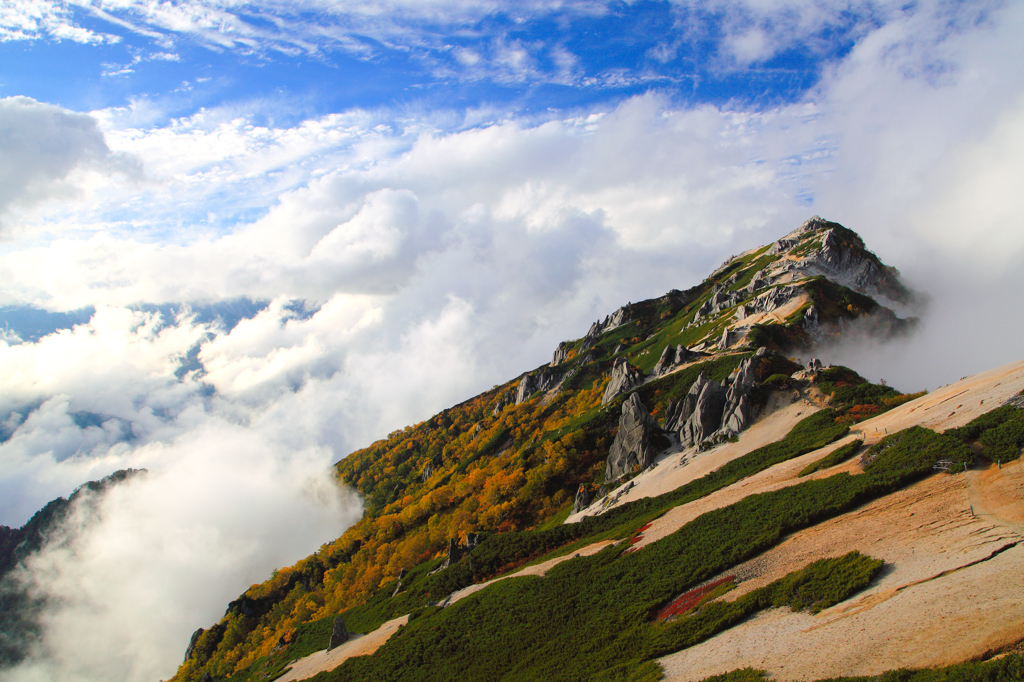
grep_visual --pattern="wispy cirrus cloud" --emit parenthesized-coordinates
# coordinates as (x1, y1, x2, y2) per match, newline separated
(3, 0, 985, 99)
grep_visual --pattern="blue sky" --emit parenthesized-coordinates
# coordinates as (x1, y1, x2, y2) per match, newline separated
(0, 1, 852, 119)
(2, 2, 1024, 681)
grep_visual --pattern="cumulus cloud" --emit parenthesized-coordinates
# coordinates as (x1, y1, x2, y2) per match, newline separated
(0, 98, 139, 233)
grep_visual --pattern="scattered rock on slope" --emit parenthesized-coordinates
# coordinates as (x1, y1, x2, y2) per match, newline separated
(653, 345, 704, 376)
(606, 393, 658, 481)
(573, 484, 592, 513)
(328, 617, 349, 651)
(602, 357, 645, 405)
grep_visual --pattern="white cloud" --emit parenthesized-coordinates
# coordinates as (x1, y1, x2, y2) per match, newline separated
(5, 423, 360, 682)
(0, 0, 112, 43)
(0, 97, 140, 232)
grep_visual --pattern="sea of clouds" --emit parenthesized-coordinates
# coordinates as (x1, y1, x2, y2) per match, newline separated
(1, 1, 1023, 680)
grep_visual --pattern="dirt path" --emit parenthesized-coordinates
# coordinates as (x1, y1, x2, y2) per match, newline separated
(967, 459, 1024, 535)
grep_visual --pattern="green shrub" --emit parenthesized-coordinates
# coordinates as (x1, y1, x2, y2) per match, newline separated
(697, 670, 769, 682)
(800, 440, 864, 477)
(763, 373, 794, 389)
(949, 402, 1024, 463)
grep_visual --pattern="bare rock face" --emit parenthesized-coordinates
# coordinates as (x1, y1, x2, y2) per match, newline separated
(492, 391, 514, 416)
(715, 348, 770, 440)
(602, 357, 645, 405)
(516, 367, 564, 404)
(606, 304, 631, 331)
(663, 371, 711, 432)
(679, 378, 727, 448)
(572, 484, 591, 513)
(805, 227, 909, 303)
(605, 393, 657, 481)
(421, 462, 433, 483)
(652, 345, 704, 376)
(551, 341, 573, 366)
(328, 617, 350, 651)
(752, 284, 801, 314)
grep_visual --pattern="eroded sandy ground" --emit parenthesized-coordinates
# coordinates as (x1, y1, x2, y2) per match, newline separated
(658, 463, 1024, 681)
(443, 539, 617, 606)
(652, 360, 1024, 681)
(275, 614, 409, 682)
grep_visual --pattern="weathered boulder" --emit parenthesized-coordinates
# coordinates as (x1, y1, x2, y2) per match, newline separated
(440, 533, 479, 570)
(679, 379, 727, 448)
(605, 393, 657, 481)
(328, 617, 350, 651)
(572, 484, 591, 513)
(602, 357, 645, 405)
(652, 345, 676, 376)
(717, 351, 768, 437)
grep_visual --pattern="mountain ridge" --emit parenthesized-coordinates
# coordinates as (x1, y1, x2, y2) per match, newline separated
(163, 216, 978, 682)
